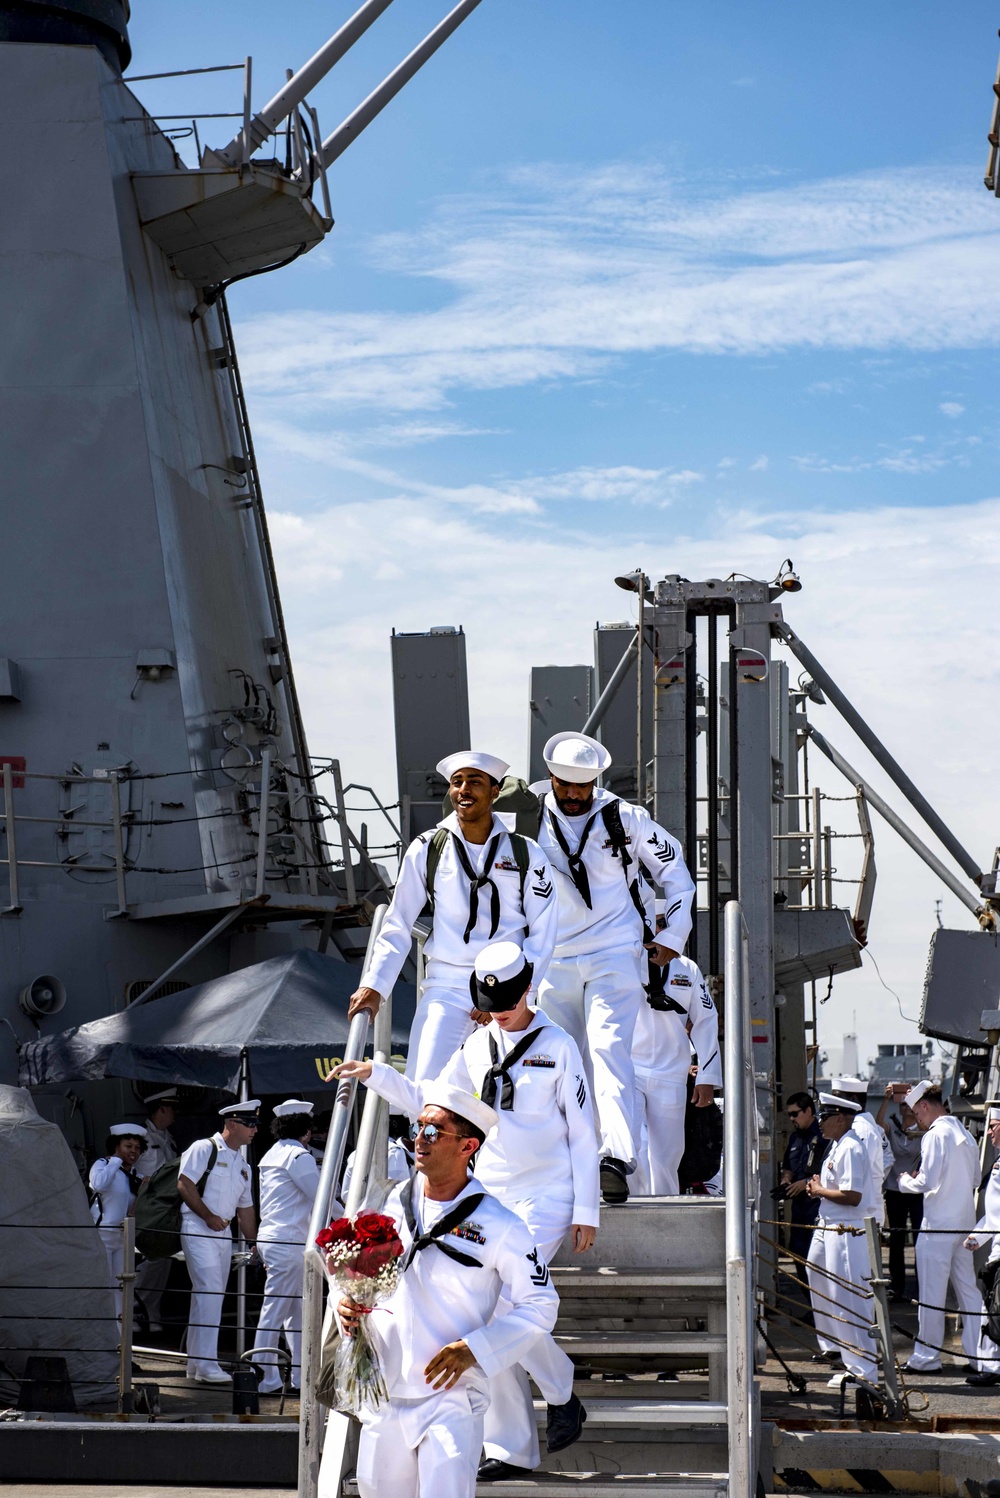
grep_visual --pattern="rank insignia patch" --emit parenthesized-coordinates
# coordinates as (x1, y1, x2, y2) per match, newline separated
(526, 1247, 550, 1287)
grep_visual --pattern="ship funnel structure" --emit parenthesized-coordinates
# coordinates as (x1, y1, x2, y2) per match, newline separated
(0, 0, 131, 72)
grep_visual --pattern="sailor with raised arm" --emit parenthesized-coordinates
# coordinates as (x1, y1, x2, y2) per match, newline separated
(532, 732, 695, 1203)
(336, 1082, 559, 1498)
(632, 951, 723, 1196)
(335, 939, 597, 1482)
(347, 751, 559, 1084)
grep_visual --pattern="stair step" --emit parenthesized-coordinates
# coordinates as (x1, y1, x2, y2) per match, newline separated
(534, 1400, 727, 1427)
(346, 1479, 727, 1497)
(556, 1333, 725, 1357)
(551, 1270, 725, 1293)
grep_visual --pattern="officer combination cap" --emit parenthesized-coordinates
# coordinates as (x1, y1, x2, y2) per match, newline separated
(420, 1081, 498, 1138)
(220, 1099, 262, 1118)
(144, 1088, 179, 1106)
(436, 750, 509, 783)
(469, 939, 533, 1013)
(110, 1122, 148, 1138)
(987, 1103, 1000, 1123)
(832, 1076, 868, 1095)
(274, 1098, 314, 1117)
(543, 730, 612, 784)
(817, 1092, 860, 1117)
(904, 1080, 932, 1109)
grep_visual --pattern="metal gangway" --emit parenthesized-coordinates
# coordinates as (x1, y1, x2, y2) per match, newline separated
(296, 901, 760, 1497)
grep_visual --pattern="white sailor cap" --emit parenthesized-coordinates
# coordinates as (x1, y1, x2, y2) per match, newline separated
(144, 1089, 179, 1107)
(274, 1099, 314, 1118)
(110, 1122, 149, 1138)
(543, 731, 612, 784)
(437, 750, 509, 783)
(420, 1081, 498, 1139)
(470, 940, 533, 1013)
(220, 1099, 262, 1119)
(818, 1092, 861, 1116)
(904, 1080, 932, 1109)
(832, 1076, 868, 1095)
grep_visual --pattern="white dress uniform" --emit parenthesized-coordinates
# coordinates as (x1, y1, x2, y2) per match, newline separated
(352, 1171, 559, 1498)
(367, 1007, 599, 1470)
(254, 1137, 320, 1391)
(805, 1125, 877, 1382)
(631, 956, 722, 1196)
(179, 1131, 254, 1379)
(361, 812, 559, 1083)
(89, 1156, 138, 1320)
(898, 1113, 984, 1369)
(967, 1149, 1000, 1374)
(832, 1081, 891, 1225)
(533, 785, 694, 1171)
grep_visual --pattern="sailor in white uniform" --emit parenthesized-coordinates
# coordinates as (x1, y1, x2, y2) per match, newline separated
(963, 1103, 1000, 1387)
(135, 1089, 180, 1331)
(89, 1123, 148, 1321)
(805, 1094, 877, 1386)
(254, 1099, 320, 1394)
(336, 939, 597, 1482)
(632, 953, 722, 1196)
(832, 1077, 892, 1225)
(898, 1081, 984, 1372)
(177, 1100, 259, 1383)
(347, 750, 559, 1085)
(532, 732, 695, 1203)
(336, 1082, 559, 1498)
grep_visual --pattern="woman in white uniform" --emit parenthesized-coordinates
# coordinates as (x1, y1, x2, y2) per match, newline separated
(963, 1103, 1000, 1386)
(89, 1123, 148, 1320)
(254, 1099, 320, 1394)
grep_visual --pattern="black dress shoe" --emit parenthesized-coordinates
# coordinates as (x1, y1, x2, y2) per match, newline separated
(600, 1157, 629, 1204)
(546, 1391, 586, 1453)
(967, 1370, 1000, 1386)
(478, 1458, 534, 1481)
(811, 1350, 839, 1364)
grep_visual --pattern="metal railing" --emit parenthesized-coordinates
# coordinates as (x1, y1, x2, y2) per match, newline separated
(298, 907, 393, 1498)
(724, 899, 758, 1498)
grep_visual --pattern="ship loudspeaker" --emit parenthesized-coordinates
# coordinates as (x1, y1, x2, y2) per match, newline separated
(18, 974, 66, 1020)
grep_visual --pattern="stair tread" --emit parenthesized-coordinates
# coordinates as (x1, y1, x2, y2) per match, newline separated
(532, 1400, 727, 1426)
(347, 1480, 726, 1497)
(556, 1333, 724, 1353)
(552, 1270, 725, 1289)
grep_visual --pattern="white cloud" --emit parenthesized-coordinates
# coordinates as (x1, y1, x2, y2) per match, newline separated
(237, 164, 1000, 416)
(749, 455, 769, 471)
(940, 401, 965, 418)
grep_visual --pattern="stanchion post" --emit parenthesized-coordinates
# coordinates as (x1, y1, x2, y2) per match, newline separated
(864, 1215, 905, 1419)
(119, 1217, 136, 1414)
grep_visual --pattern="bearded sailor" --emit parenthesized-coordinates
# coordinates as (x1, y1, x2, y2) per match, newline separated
(347, 750, 559, 1084)
(898, 1081, 985, 1373)
(805, 1093, 878, 1388)
(532, 731, 695, 1203)
(336, 1082, 559, 1498)
(334, 938, 597, 1481)
(631, 949, 722, 1196)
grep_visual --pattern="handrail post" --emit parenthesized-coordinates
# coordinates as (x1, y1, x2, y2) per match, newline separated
(298, 907, 387, 1498)
(724, 899, 754, 1498)
(2, 761, 21, 914)
(331, 760, 357, 905)
(119, 1217, 136, 1414)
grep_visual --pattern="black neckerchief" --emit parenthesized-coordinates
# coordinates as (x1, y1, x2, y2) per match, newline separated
(482, 1027, 543, 1111)
(399, 1176, 486, 1272)
(450, 830, 503, 943)
(545, 806, 599, 909)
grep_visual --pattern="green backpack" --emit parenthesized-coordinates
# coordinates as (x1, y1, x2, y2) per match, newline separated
(134, 1143, 217, 1260)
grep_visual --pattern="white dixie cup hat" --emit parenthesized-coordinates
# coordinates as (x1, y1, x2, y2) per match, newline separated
(436, 750, 510, 782)
(542, 731, 612, 783)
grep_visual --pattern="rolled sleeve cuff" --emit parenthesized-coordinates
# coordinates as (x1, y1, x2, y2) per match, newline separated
(572, 1204, 601, 1229)
(463, 1326, 503, 1379)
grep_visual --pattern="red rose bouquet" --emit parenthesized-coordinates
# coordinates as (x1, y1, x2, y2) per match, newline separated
(316, 1212, 404, 1412)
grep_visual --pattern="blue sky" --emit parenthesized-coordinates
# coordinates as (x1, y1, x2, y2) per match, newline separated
(129, 3, 1000, 1069)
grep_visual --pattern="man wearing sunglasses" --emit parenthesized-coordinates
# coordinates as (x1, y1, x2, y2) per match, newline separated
(337, 1082, 558, 1498)
(177, 1100, 259, 1384)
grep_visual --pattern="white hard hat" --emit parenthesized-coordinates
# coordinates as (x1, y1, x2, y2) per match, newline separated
(437, 750, 509, 783)
(543, 731, 612, 783)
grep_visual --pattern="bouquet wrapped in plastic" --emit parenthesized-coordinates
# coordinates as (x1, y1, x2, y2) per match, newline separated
(316, 1213, 404, 1413)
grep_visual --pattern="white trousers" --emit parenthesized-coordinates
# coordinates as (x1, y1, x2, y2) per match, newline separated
(404, 977, 475, 1084)
(537, 947, 643, 1169)
(482, 1203, 575, 1470)
(99, 1226, 124, 1322)
(806, 1224, 877, 1381)
(181, 1222, 232, 1377)
(633, 1071, 687, 1196)
(909, 1229, 983, 1369)
(254, 1239, 304, 1388)
(356, 1386, 485, 1498)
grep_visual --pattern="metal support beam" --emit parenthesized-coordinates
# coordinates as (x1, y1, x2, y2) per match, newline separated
(321, 0, 485, 169)
(776, 620, 982, 882)
(807, 727, 982, 917)
(2, 761, 21, 914)
(255, 748, 272, 897)
(130, 895, 270, 1006)
(582, 628, 638, 737)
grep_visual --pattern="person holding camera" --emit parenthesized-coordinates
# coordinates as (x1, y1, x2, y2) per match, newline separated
(779, 1093, 828, 1292)
(89, 1122, 149, 1320)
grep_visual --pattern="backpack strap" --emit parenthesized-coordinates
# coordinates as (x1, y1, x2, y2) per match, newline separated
(422, 827, 451, 913)
(601, 800, 655, 945)
(509, 832, 530, 908)
(195, 1141, 219, 1198)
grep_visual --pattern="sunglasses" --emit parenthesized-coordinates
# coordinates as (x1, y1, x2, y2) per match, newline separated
(787, 1109, 802, 1118)
(409, 1121, 466, 1144)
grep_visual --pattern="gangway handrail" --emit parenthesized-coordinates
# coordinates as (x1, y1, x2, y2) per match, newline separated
(724, 898, 757, 1498)
(298, 905, 392, 1498)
